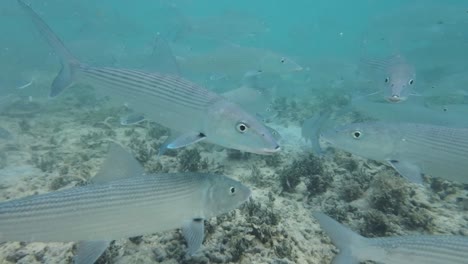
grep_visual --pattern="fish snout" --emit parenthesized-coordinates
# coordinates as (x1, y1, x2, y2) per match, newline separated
(387, 94, 402, 103)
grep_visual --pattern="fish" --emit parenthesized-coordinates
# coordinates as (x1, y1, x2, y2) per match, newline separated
(176, 45, 302, 83)
(350, 97, 468, 127)
(362, 54, 416, 103)
(0, 143, 251, 262)
(313, 212, 468, 264)
(320, 122, 468, 184)
(120, 113, 146, 126)
(222, 85, 277, 121)
(301, 111, 331, 156)
(16, 0, 280, 155)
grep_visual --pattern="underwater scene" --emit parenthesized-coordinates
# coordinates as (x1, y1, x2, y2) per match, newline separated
(0, 0, 467, 263)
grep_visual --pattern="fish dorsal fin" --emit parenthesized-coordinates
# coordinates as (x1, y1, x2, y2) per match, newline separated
(92, 142, 145, 184)
(148, 34, 181, 76)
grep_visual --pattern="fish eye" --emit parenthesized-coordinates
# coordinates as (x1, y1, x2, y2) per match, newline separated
(408, 79, 414, 85)
(280, 57, 285, 63)
(229, 186, 236, 195)
(236, 122, 248, 133)
(384, 77, 390, 83)
(352, 130, 362, 139)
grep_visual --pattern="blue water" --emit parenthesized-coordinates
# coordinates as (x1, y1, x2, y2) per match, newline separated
(0, 0, 467, 263)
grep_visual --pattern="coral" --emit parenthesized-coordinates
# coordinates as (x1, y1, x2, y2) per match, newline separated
(79, 131, 107, 149)
(279, 154, 325, 193)
(18, 119, 31, 133)
(340, 181, 363, 202)
(244, 199, 281, 226)
(429, 178, 460, 199)
(360, 209, 396, 237)
(333, 152, 359, 173)
(147, 122, 168, 139)
(230, 236, 253, 262)
(264, 153, 282, 168)
(339, 166, 374, 202)
(401, 207, 435, 231)
(49, 177, 69, 191)
(226, 149, 250, 160)
(249, 165, 268, 188)
(128, 236, 143, 245)
(322, 198, 358, 222)
(369, 175, 410, 215)
(305, 173, 332, 197)
(31, 152, 58, 173)
(274, 240, 293, 259)
(179, 148, 202, 172)
(145, 160, 165, 174)
(368, 174, 435, 231)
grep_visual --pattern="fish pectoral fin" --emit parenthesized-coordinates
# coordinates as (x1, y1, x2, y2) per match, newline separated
(387, 159, 423, 184)
(74, 240, 111, 264)
(159, 131, 206, 156)
(182, 218, 205, 256)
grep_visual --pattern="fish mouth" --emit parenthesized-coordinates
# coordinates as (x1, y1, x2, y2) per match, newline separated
(256, 145, 281, 155)
(387, 95, 402, 103)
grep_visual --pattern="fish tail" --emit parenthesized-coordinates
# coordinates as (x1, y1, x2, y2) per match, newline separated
(17, 0, 80, 98)
(312, 212, 367, 264)
(301, 111, 330, 156)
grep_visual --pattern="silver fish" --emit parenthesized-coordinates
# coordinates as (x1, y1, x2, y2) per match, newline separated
(120, 113, 146, 126)
(301, 111, 331, 156)
(222, 85, 277, 121)
(0, 143, 251, 260)
(313, 212, 468, 264)
(17, 0, 280, 155)
(320, 122, 468, 184)
(350, 98, 468, 127)
(363, 54, 416, 103)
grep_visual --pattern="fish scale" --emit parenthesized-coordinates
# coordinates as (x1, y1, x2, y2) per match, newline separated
(395, 124, 468, 182)
(367, 236, 468, 263)
(321, 122, 468, 184)
(314, 212, 468, 264)
(0, 173, 242, 242)
(16, 0, 280, 155)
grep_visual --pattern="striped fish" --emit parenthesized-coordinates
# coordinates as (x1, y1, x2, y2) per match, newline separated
(363, 54, 416, 103)
(0, 143, 251, 262)
(313, 212, 468, 264)
(320, 122, 468, 184)
(16, 0, 280, 155)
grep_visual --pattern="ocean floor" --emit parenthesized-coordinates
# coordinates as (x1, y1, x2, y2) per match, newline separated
(0, 88, 466, 264)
